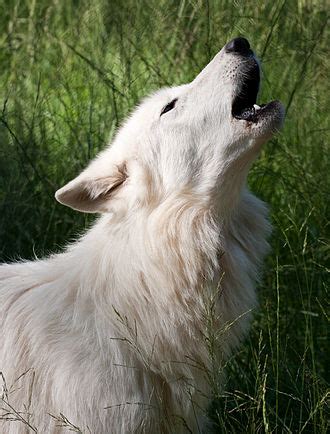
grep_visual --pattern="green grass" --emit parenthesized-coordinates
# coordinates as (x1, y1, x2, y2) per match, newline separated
(0, 0, 328, 432)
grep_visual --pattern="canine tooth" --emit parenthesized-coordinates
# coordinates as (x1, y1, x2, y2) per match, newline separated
(253, 104, 261, 110)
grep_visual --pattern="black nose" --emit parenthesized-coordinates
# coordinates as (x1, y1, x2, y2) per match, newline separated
(225, 37, 252, 55)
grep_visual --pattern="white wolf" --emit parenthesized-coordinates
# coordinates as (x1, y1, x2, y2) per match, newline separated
(0, 37, 284, 433)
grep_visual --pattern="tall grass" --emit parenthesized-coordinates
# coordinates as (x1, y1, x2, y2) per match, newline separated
(0, 0, 328, 432)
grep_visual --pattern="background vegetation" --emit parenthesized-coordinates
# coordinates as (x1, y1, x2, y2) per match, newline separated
(0, 0, 328, 432)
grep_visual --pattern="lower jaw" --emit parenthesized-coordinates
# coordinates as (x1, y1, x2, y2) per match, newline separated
(233, 100, 283, 124)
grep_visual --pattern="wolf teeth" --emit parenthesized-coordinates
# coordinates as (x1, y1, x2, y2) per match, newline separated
(253, 104, 261, 110)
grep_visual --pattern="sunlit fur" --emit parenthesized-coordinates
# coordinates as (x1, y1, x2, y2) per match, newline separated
(0, 42, 283, 433)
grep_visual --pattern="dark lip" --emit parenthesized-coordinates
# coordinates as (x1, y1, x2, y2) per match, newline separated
(232, 59, 261, 122)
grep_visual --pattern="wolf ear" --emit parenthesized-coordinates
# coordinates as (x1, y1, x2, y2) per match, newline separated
(55, 163, 127, 213)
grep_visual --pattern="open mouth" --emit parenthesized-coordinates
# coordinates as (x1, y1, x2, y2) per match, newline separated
(231, 61, 271, 123)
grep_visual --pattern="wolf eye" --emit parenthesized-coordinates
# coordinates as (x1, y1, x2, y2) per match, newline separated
(160, 98, 177, 116)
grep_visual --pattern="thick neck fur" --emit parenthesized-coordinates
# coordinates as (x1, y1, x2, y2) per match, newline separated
(55, 182, 270, 356)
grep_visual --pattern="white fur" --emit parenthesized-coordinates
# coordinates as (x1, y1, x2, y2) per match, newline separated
(0, 42, 284, 433)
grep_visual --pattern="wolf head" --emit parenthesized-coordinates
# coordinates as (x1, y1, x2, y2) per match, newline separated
(55, 37, 284, 214)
